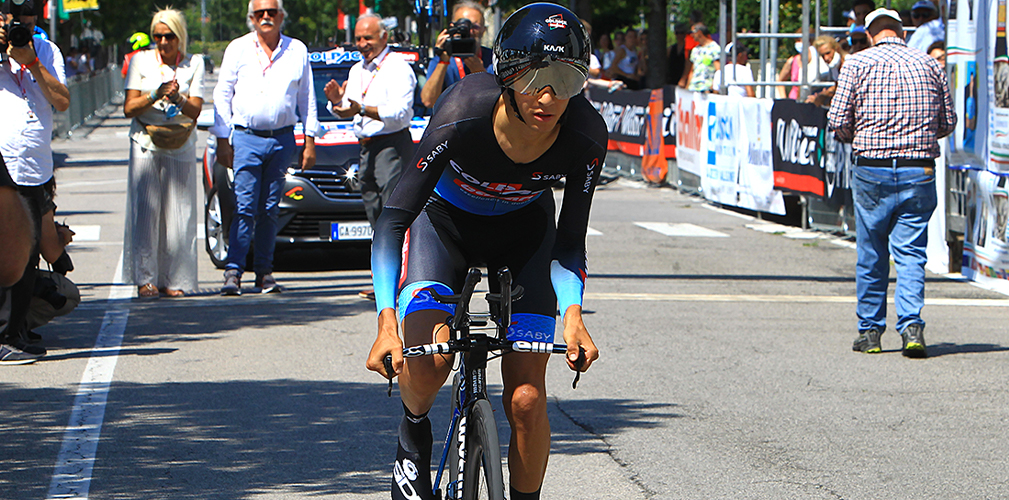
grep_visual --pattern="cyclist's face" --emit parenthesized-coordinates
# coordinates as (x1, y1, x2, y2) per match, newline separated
(514, 87, 569, 132)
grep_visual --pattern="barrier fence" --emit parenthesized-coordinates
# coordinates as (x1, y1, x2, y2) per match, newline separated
(54, 66, 124, 138)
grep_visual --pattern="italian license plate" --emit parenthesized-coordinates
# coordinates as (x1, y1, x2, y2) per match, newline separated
(331, 221, 373, 240)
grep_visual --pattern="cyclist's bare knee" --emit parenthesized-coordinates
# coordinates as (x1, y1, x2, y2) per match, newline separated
(399, 310, 454, 413)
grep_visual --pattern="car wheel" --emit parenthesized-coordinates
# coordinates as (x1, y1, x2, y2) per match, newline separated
(205, 187, 229, 269)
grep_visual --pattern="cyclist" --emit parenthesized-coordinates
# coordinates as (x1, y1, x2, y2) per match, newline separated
(365, 4, 604, 499)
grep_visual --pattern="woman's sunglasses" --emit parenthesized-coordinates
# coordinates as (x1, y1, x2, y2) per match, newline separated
(152, 33, 177, 41)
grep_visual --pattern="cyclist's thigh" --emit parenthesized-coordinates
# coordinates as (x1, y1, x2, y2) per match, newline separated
(398, 208, 468, 346)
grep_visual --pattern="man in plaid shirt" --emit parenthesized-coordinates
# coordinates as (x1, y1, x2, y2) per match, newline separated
(828, 8, 955, 359)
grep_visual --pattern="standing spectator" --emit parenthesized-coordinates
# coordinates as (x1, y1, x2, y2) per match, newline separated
(121, 32, 152, 79)
(596, 32, 614, 78)
(852, 0, 876, 26)
(64, 47, 80, 79)
(712, 45, 755, 97)
(666, 23, 690, 86)
(609, 29, 642, 90)
(213, 0, 318, 295)
(0, 0, 69, 363)
(681, 23, 720, 92)
(828, 8, 955, 358)
(776, 34, 820, 99)
(907, 1, 944, 53)
(324, 14, 415, 301)
(421, 1, 491, 109)
(122, 9, 205, 299)
(846, 25, 872, 54)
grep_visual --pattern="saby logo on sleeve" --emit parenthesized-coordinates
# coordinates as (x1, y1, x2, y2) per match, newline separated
(546, 14, 567, 30)
(416, 140, 450, 172)
(583, 158, 599, 193)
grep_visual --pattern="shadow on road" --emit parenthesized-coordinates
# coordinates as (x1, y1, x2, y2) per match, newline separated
(925, 342, 1009, 357)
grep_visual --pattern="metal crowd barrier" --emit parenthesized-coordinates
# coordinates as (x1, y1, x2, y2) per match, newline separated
(54, 66, 124, 138)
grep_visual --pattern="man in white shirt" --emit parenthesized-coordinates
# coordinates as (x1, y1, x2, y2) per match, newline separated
(324, 14, 416, 230)
(712, 45, 755, 97)
(212, 0, 318, 295)
(907, 0, 944, 54)
(1, 1, 69, 363)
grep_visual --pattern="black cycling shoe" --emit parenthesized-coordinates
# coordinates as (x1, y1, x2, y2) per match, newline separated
(852, 328, 882, 354)
(901, 324, 927, 358)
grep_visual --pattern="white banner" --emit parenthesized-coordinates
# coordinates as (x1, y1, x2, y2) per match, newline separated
(675, 87, 705, 178)
(738, 98, 786, 215)
(701, 94, 741, 205)
(962, 169, 1009, 293)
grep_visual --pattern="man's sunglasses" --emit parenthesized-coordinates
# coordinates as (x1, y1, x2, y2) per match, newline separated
(152, 33, 177, 41)
(912, 11, 931, 19)
(253, 8, 279, 18)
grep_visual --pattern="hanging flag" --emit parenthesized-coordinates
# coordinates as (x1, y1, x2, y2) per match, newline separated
(338, 9, 346, 30)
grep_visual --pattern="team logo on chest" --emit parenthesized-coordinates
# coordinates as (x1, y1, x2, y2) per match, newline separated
(450, 160, 539, 202)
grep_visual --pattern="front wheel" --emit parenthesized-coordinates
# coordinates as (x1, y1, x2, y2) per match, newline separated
(448, 399, 505, 500)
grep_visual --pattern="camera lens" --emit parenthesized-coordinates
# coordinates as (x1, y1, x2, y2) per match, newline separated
(8, 23, 33, 48)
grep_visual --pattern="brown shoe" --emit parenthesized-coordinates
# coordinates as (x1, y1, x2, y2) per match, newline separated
(138, 283, 159, 299)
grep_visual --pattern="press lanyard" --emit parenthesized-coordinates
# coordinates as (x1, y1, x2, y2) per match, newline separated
(360, 50, 390, 99)
(155, 50, 182, 81)
(254, 38, 278, 76)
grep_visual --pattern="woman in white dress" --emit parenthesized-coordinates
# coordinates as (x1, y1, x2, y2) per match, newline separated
(122, 9, 205, 298)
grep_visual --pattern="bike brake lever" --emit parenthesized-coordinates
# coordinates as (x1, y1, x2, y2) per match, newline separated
(572, 347, 586, 389)
(384, 355, 394, 397)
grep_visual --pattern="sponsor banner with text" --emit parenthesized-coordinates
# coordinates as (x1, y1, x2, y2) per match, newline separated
(962, 169, 1009, 292)
(675, 87, 706, 178)
(771, 100, 827, 197)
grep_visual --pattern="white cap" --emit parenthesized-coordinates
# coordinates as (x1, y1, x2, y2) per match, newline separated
(865, 8, 903, 31)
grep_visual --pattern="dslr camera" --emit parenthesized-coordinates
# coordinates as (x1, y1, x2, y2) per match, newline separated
(1, 0, 34, 51)
(446, 17, 477, 59)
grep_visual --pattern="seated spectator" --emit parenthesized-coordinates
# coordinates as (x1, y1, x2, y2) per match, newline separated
(712, 45, 755, 97)
(928, 40, 946, 67)
(907, 0, 944, 53)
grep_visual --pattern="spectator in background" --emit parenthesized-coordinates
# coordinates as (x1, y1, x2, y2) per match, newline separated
(681, 23, 720, 92)
(847, 25, 872, 54)
(421, 1, 491, 109)
(638, 29, 650, 87)
(805, 36, 845, 106)
(122, 9, 205, 299)
(64, 47, 80, 79)
(828, 8, 955, 359)
(712, 45, 754, 97)
(324, 14, 415, 299)
(928, 41, 946, 67)
(908, 1, 943, 53)
(609, 28, 642, 90)
(0, 0, 69, 364)
(666, 23, 690, 86)
(121, 32, 152, 79)
(776, 32, 819, 99)
(595, 32, 614, 78)
(899, 10, 913, 29)
(852, 0, 876, 26)
(213, 0, 318, 296)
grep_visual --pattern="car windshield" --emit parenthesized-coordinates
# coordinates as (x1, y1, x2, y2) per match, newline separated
(314, 65, 352, 122)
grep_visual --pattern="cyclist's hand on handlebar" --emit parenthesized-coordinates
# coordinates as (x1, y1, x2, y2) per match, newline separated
(366, 308, 404, 379)
(561, 305, 599, 372)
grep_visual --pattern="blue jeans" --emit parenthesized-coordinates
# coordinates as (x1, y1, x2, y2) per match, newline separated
(226, 130, 296, 275)
(852, 164, 937, 335)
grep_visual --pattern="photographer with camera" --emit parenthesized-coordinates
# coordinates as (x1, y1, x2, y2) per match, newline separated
(420, 1, 492, 109)
(0, 0, 70, 364)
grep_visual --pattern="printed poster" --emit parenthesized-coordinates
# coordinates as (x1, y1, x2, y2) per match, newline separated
(738, 98, 786, 215)
(675, 87, 706, 178)
(771, 100, 827, 197)
(962, 169, 1009, 292)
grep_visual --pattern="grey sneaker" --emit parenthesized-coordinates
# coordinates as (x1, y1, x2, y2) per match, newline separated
(221, 270, 242, 296)
(0, 344, 42, 365)
(901, 324, 927, 358)
(255, 273, 283, 294)
(852, 328, 883, 354)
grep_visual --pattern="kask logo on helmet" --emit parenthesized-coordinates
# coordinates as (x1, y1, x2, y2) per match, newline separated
(546, 14, 567, 30)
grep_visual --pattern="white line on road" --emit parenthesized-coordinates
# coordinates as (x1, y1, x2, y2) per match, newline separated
(70, 225, 101, 242)
(58, 178, 127, 188)
(47, 253, 132, 500)
(635, 222, 729, 238)
(586, 226, 603, 236)
(584, 292, 1009, 307)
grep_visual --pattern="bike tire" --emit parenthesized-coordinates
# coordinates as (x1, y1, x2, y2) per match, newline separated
(448, 399, 505, 500)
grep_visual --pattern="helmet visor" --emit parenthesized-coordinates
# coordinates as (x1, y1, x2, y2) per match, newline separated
(501, 56, 587, 99)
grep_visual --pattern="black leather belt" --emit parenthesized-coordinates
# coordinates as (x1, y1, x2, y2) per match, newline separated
(235, 125, 294, 137)
(855, 157, 935, 168)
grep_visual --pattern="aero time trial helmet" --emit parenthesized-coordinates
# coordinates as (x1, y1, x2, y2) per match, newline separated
(494, 3, 590, 99)
(129, 32, 152, 51)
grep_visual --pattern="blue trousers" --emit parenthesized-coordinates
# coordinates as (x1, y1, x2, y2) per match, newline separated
(852, 164, 937, 335)
(226, 130, 296, 275)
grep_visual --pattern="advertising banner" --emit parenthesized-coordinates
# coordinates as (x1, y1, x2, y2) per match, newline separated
(738, 98, 786, 215)
(771, 100, 827, 197)
(988, 0, 1009, 173)
(586, 86, 652, 156)
(675, 87, 706, 178)
(962, 169, 1009, 293)
(702, 95, 741, 205)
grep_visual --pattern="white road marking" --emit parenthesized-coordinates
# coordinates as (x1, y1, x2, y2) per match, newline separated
(198, 223, 205, 239)
(635, 222, 729, 238)
(47, 253, 133, 500)
(586, 226, 602, 236)
(584, 292, 1009, 307)
(703, 203, 756, 221)
(70, 225, 101, 242)
(58, 179, 127, 188)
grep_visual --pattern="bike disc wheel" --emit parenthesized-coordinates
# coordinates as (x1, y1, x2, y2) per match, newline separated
(448, 399, 505, 500)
